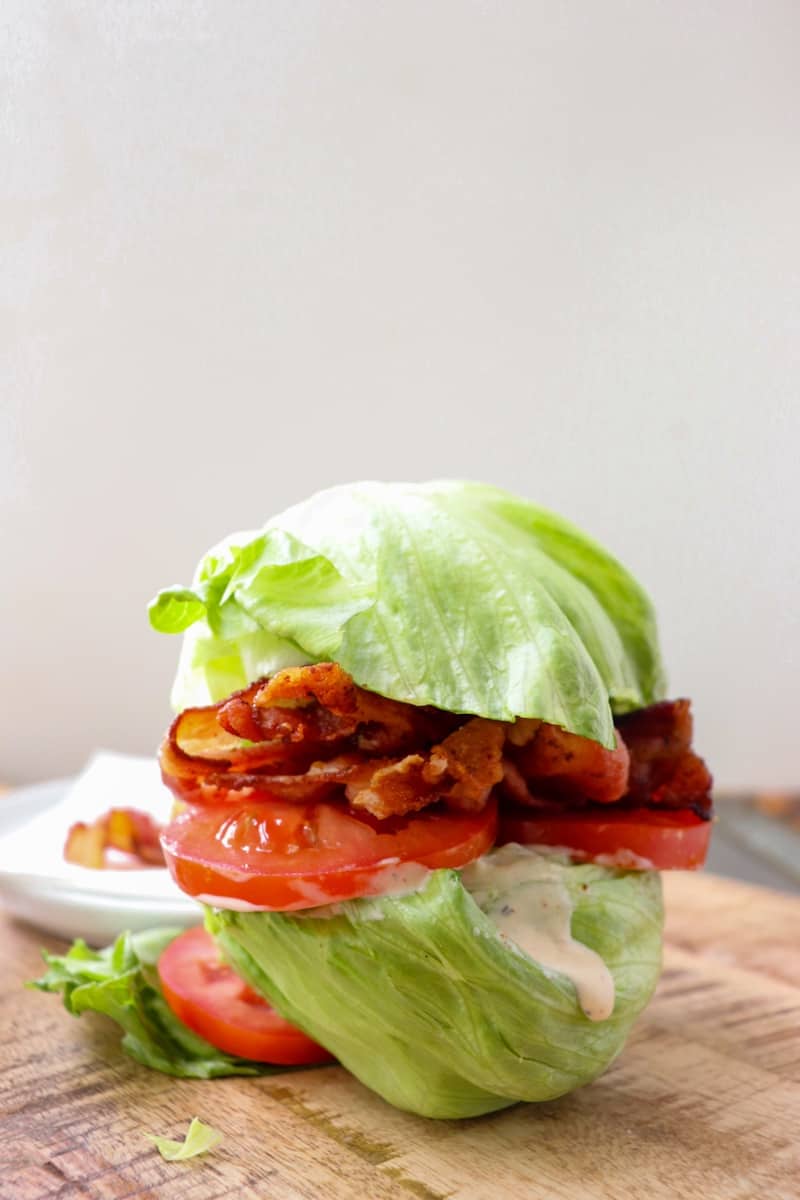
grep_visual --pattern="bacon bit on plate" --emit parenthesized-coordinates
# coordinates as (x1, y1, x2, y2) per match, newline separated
(64, 808, 166, 870)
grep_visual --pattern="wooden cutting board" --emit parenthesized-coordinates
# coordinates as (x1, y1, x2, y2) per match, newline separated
(1, 871, 798, 1200)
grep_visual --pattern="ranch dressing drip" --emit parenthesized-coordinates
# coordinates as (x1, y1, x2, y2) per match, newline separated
(461, 844, 615, 1022)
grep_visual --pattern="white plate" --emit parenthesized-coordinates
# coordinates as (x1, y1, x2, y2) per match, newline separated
(0, 752, 202, 943)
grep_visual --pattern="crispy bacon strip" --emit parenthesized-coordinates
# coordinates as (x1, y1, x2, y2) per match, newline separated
(220, 663, 457, 753)
(162, 662, 461, 805)
(343, 718, 506, 819)
(159, 663, 712, 821)
(498, 759, 552, 808)
(505, 700, 712, 817)
(616, 700, 713, 817)
(510, 725, 630, 804)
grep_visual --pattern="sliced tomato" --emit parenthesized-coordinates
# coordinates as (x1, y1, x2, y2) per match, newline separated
(497, 805, 712, 870)
(158, 927, 334, 1064)
(161, 796, 497, 910)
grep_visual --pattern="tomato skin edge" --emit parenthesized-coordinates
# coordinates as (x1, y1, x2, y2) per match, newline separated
(162, 848, 422, 911)
(497, 806, 712, 871)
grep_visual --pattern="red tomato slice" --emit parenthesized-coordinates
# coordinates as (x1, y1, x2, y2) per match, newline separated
(161, 797, 497, 911)
(497, 805, 712, 870)
(158, 927, 334, 1064)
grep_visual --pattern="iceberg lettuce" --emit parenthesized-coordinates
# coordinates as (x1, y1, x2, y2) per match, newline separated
(207, 857, 663, 1119)
(34, 859, 663, 1117)
(149, 481, 664, 747)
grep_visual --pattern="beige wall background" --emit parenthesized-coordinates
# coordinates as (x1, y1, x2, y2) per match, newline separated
(3, 1, 798, 789)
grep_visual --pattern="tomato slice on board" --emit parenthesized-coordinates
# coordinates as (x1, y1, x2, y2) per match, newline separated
(497, 806, 712, 870)
(161, 796, 497, 911)
(158, 927, 334, 1065)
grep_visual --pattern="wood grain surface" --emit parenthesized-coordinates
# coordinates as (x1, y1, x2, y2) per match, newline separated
(1, 871, 798, 1200)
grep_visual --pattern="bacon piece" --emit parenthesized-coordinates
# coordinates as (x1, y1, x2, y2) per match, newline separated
(253, 663, 458, 751)
(157, 662, 711, 824)
(616, 700, 713, 816)
(615, 699, 692, 762)
(497, 759, 553, 808)
(160, 739, 342, 805)
(344, 755, 433, 819)
(64, 808, 165, 869)
(511, 724, 630, 804)
(344, 719, 506, 819)
(63, 820, 106, 869)
(215, 663, 457, 755)
(160, 703, 314, 807)
(198, 756, 371, 805)
(161, 662, 464, 814)
(170, 705, 302, 768)
(425, 719, 507, 811)
(506, 718, 542, 747)
(219, 676, 357, 748)
(217, 689, 279, 743)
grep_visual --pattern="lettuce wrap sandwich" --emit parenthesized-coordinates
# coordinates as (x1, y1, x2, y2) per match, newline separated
(37, 481, 713, 1118)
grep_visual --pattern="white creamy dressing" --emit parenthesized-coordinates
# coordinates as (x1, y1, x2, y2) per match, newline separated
(365, 859, 432, 897)
(460, 844, 615, 1022)
(195, 892, 275, 912)
(525, 842, 656, 872)
(293, 860, 432, 920)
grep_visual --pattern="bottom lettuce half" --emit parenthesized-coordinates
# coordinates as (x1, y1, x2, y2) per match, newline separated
(207, 862, 663, 1118)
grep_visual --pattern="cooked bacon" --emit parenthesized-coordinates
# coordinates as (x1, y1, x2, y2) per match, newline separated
(160, 703, 313, 807)
(162, 662, 462, 809)
(510, 725, 631, 804)
(506, 718, 542, 747)
(615, 699, 692, 762)
(220, 663, 457, 754)
(505, 700, 712, 817)
(497, 760, 554, 808)
(160, 742, 343, 805)
(158, 663, 712, 822)
(218, 677, 357, 748)
(616, 700, 713, 817)
(425, 719, 507, 811)
(344, 718, 506, 819)
(344, 755, 433, 819)
(64, 808, 165, 869)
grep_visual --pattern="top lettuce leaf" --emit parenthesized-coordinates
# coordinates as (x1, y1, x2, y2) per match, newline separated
(149, 481, 665, 747)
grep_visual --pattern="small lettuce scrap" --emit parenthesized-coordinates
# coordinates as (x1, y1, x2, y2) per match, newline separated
(149, 481, 665, 748)
(207, 860, 664, 1119)
(32, 928, 276, 1078)
(146, 1117, 223, 1161)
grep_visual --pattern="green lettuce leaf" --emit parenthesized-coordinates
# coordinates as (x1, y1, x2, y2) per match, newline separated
(31, 928, 276, 1078)
(146, 1117, 223, 1161)
(149, 482, 664, 747)
(206, 857, 663, 1119)
(149, 529, 372, 651)
(169, 623, 311, 712)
